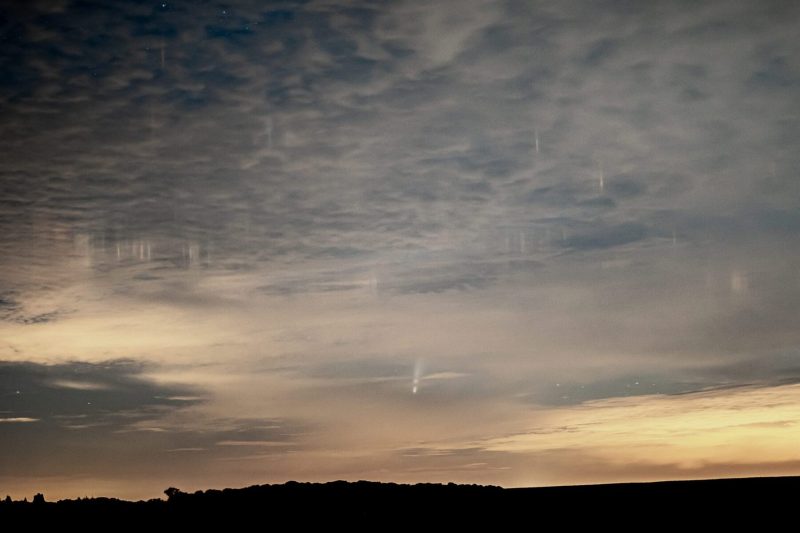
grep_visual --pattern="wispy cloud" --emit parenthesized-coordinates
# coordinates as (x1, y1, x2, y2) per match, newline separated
(0, 417, 39, 423)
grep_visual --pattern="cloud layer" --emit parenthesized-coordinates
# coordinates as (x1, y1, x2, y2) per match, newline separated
(1, 0, 800, 499)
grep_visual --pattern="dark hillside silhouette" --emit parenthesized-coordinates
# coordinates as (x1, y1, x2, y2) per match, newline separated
(1, 477, 797, 526)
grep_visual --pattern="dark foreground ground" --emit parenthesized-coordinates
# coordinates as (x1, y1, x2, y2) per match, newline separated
(2, 476, 798, 525)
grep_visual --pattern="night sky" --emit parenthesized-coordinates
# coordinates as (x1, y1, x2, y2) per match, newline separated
(2, 0, 800, 501)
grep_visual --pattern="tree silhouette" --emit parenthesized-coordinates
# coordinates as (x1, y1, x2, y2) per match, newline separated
(164, 487, 183, 501)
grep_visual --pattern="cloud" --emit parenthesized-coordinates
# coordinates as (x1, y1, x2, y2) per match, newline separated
(0, 359, 206, 421)
(0, 357, 309, 495)
(480, 382, 800, 484)
(0, 417, 39, 423)
(216, 440, 294, 447)
(1, 0, 800, 499)
(48, 379, 112, 390)
(561, 222, 648, 251)
(2, 0, 798, 284)
(0, 293, 60, 325)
